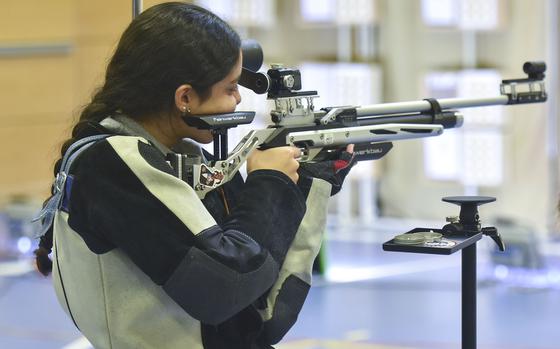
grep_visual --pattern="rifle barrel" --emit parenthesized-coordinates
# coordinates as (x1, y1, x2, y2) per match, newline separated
(356, 96, 509, 117)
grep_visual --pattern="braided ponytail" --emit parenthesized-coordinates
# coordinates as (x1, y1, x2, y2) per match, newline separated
(34, 91, 116, 275)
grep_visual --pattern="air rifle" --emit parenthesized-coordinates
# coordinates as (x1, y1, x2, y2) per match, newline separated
(173, 40, 547, 199)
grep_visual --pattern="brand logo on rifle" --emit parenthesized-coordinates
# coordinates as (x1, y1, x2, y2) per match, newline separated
(355, 147, 383, 155)
(212, 115, 248, 123)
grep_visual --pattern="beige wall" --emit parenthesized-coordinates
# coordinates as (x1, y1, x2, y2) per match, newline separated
(0, 0, 168, 202)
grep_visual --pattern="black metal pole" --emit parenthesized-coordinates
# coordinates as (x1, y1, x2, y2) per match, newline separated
(212, 131, 229, 161)
(221, 132, 228, 160)
(213, 133, 221, 160)
(462, 243, 477, 349)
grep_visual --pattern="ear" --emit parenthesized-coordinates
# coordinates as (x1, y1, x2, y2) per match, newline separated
(174, 84, 198, 113)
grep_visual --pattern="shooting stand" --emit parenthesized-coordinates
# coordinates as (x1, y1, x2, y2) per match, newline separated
(383, 196, 505, 349)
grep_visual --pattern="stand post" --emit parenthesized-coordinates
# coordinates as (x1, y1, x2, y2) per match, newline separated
(213, 134, 221, 160)
(221, 132, 228, 160)
(213, 131, 228, 161)
(462, 243, 477, 349)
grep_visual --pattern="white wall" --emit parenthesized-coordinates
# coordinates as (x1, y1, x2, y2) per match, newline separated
(377, 0, 551, 234)
(229, 0, 556, 235)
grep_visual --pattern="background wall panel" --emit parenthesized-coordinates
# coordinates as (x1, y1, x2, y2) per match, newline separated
(0, 123, 69, 200)
(0, 0, 74, 42)
(0, 0, 173, 202)
(0, 0, 75, 203)
(0, 56, 74, 123)
(75, 0, 130, 40)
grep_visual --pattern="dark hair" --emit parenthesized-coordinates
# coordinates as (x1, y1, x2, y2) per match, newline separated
(35, 2, 241, 276)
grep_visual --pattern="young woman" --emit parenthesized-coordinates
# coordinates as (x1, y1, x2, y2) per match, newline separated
(34, 3, 353, 348)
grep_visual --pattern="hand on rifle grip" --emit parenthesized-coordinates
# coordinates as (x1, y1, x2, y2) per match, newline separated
(247, 146, 301, 183)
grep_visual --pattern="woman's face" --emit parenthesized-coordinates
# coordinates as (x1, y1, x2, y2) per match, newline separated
(176, 51, 243, 144)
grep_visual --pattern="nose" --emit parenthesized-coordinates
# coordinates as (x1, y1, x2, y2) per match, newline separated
(235, 90, 242, 105)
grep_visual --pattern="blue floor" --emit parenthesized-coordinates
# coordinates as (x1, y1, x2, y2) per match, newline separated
(283, 241, 560, 349)
(1, 226, 560, 349)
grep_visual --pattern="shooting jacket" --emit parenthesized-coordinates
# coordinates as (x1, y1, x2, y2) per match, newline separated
(51, 115, 332, 349)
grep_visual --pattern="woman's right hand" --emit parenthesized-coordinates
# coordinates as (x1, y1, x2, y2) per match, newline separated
(247, 147, 301, 183)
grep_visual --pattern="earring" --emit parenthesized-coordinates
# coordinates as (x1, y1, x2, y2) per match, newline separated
(183, 106, 191, 114)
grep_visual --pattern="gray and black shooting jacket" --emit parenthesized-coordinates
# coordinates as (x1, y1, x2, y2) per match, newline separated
(51, 115, 332, 349)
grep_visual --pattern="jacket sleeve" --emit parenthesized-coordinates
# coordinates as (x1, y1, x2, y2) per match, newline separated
(67, 136, 306, 325)
(256, 176, 333, 344)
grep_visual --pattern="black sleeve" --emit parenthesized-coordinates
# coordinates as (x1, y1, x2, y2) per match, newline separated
(222, 169, 306, 266)
(67, 136, 306, 325)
